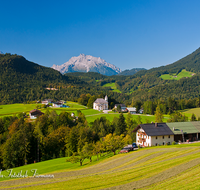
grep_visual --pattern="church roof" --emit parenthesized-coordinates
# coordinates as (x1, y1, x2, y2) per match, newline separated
(94, 98, 108, 104)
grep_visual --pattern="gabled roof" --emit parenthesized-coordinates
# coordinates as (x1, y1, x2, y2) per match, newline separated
(133, 123, 174, 136)
(167, 122, 199, 134)
(94, 98, 108, 104)
(126, 107, 136, 112)
(29, 109, 44, 116)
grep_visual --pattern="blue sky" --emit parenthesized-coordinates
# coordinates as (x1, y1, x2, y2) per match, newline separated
(1, 0, 200, 71)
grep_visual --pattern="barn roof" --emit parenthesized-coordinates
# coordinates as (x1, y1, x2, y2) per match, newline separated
(167, 122, 200, 134)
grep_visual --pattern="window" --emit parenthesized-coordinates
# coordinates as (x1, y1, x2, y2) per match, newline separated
(163, 142, 165, 145)
(168, 135, 170, 138)
(163, 136, 164, 139)
(156, 136, 157, 139)
(155, 143, 157, 146)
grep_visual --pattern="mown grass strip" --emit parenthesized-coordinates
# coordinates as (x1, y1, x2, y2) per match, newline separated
(8, 149, 200, 190)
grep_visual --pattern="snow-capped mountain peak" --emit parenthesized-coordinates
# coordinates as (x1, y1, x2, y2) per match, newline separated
(52, 54, 121, 76)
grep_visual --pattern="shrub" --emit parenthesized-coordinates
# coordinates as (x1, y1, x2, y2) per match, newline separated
(172, 141, 176, 145)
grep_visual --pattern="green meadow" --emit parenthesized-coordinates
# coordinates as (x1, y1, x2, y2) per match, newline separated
(1, 143, 200, 189)
(0, 102, 100, 118)
(102, 83, 122, 93)
(86, 113, 169, 124)
(160, 69, 195, 80)
(0, 104, 38, 117)
(181, 107, 200, 119)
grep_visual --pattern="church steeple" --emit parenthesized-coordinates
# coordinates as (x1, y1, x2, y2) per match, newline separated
(105, 95, 108, 102)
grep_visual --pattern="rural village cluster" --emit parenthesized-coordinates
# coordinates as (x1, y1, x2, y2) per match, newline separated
(30, 96, 200, 149)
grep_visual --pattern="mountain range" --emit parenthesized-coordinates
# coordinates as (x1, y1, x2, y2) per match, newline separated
(52, 54, 122, 76)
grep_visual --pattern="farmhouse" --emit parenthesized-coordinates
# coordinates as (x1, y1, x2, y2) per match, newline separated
(93, 95, 108, 111)
(133, 121, 200, 147)
(126, 107, 137, 114)
(42, 99, 53, 105)
(52, 102, 63, 108)
(133, 123, 174, 147)
(29, 109, 44, 119)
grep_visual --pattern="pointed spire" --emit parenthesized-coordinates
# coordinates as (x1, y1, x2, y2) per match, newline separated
(105, 95, 108, 102)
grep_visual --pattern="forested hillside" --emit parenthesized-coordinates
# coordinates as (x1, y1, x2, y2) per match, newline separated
(134, 47, 200, 77)
(1, 47, 200, 105)
(0, 54, 128, 104)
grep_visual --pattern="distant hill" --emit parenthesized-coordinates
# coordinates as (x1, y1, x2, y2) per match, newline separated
(0, 53, 91, 104)
(134, 47, 200, 77)
(118, 68, 146, 76)
(52, 54, 121, 76)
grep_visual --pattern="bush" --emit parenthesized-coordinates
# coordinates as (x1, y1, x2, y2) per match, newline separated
(172, 141, 176, 145)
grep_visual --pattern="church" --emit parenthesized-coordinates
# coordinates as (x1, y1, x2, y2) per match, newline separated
(93, 95, 108, 111)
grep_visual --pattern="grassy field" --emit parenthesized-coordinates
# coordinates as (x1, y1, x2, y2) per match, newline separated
(160, 69, 195, 80)
(86, 113, 169, 124)
(1, 143, 200, 189)
(0, 102, 99, 118)
(102, 83, 122, 93)
(0, 104, 38, 117)
(181, 107, 200, 119)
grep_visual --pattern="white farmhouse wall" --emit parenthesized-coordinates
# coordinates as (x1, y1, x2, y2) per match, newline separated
(136, 129, 174, 147)
(151, 135, 174, 146)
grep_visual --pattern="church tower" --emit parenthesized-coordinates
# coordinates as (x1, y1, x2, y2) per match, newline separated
(105, 95, 108, 102)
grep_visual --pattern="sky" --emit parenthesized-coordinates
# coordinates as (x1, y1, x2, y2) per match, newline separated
(1, 0, 200, 71)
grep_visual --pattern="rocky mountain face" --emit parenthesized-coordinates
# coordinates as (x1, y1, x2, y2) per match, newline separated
(52, 54, 121, 76)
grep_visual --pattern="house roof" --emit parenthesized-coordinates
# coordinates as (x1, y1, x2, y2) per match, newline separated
(133, 123, 174, 136)
(126, 107, 136, 112)
(94, 98, 108, 104)
(29, 109, 44, 116)
(53, 102, 63, 105)
(167, 122, 199, 134)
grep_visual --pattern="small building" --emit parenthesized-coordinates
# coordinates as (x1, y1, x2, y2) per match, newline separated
(114, 104, 127, 112)
(29, 109, 44, 119)
(133, 123, 174, 147)
(126, 107, 137, 114)
(139, 108, 144, 114)
(52, 102, 63, 108)
(93, 95, 108, 111)
(42, 99, 53, 105)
